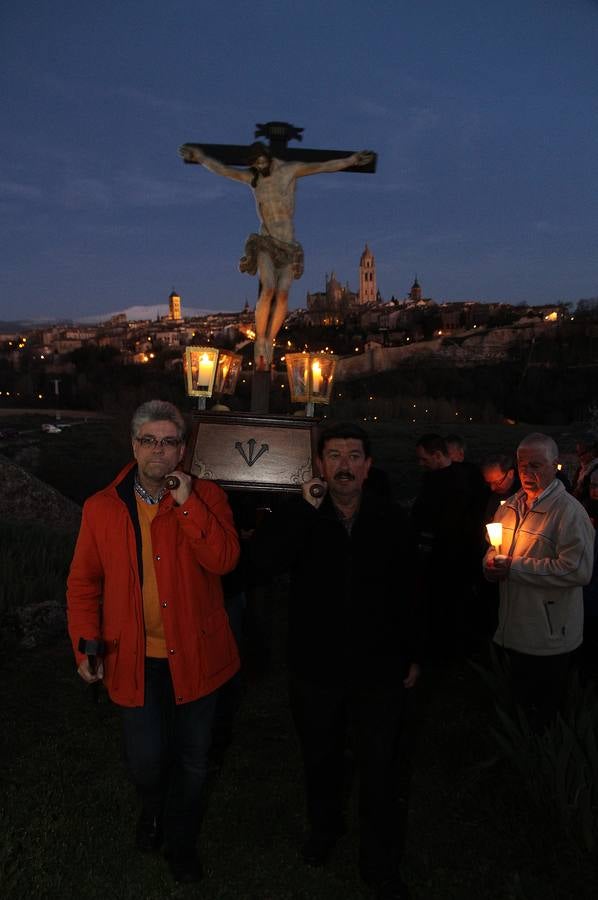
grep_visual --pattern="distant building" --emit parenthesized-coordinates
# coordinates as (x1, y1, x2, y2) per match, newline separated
(409, 276, 422, 304)
(169, 290, 182, 321)
(306, 245, 379, 324)
(108, 313, 127, 326)
(358, 244, 377, 303)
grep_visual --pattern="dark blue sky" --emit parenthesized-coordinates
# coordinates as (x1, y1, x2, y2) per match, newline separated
(2, 0, 597, 321)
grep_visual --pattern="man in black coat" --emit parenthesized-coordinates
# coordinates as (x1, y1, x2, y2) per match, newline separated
(412, 433, 487, 660)
(253, 423, 420, 900)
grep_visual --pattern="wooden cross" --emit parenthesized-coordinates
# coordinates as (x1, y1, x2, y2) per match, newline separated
(181, 120, 377, 173)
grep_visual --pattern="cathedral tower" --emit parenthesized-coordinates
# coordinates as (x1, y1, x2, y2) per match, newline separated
(358, 244, 377, 303)
(169, 290, 182, 321)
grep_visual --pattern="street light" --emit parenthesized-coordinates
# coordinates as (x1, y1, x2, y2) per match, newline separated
(285, 352, 337, 417)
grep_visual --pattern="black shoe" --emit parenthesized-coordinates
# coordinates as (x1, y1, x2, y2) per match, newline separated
(300, 833, 337, 867)
(135, 813, 162, 853)
(167, 852, 203, 884)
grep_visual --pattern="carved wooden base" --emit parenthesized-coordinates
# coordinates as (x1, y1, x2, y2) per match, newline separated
(183, 412, 320, 493)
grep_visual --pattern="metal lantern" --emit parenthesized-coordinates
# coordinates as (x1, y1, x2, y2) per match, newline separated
(184, 346, 219, 408)
(213, 350, 243, 396)
(285, 352, 337, 415)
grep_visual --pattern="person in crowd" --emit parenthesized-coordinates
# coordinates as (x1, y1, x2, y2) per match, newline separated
(66, 399, 240, 884)
(572, 432, 598, 512)
(412, 433, 487, 659)
(445, 433, 466, 463)
(483, 432, 594, 729)
(481, 454, 521, 520)
(253, 422, 420, 900)
(580, 468, 598, 680)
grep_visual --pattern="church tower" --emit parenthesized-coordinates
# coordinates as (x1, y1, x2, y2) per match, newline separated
(409, 276, 422, 304)
(358, 244, 377, 303)
(169, 290, 182, 321)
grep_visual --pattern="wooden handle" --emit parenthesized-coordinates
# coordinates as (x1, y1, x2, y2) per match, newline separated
(165, 475, 180, 490)
(309, 482, 326, 498)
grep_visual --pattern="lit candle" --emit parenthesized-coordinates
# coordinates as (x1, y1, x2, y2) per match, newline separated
(198, 352, 213, 390)
(486, 522, 503, 554)
(311, 360, 323, 394)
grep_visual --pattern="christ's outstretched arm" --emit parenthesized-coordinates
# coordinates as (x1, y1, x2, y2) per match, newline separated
(178, 144, 252, 184)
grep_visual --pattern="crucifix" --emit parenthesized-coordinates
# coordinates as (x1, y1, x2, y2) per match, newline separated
(179, 121, 377, 385)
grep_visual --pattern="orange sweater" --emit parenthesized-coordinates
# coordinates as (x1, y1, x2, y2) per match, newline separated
(136, 497, 167, 658)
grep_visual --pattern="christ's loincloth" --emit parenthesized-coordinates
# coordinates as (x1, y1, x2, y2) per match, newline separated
(239, 233, 304, 280)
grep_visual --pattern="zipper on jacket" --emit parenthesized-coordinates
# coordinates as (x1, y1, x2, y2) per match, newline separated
(500, 504, 522, 642)
(543, 600, 555, 636)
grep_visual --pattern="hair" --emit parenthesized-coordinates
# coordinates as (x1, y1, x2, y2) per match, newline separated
(517, 432, 559, 463)
(445, 433, 465, 451)
(317, 422, 371, 459)
(130, 399, 187, 441)
(246, 141, 272, 165)
(416, 433, 449, 456)
(482, 454, 515, 475)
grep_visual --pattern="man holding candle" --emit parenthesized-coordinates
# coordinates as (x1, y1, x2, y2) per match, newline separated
(483, 432, 594, 729)
(253, 422, 420, 900)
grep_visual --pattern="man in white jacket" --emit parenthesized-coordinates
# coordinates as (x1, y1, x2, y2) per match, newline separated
(483, 432, 594, 728)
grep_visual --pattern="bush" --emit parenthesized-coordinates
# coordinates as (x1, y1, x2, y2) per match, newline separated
(473, 647, 598, 854)
(0, 520, 75, 648)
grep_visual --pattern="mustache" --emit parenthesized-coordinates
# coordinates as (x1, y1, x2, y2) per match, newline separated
(334, 471, 355, 481)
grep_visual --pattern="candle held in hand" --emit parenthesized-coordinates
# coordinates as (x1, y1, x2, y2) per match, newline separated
(486, 522, 503, 553)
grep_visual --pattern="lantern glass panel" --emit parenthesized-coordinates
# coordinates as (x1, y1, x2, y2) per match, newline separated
(214, 351, 243, 396)
(285, 352, 336, 405)
(184, 346, 219, 397)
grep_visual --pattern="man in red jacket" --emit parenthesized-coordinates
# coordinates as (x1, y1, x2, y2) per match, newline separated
(67, 399, 240, 883)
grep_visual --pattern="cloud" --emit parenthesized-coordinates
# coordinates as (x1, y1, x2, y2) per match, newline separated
(112, 86, 195, 116)
(534, 220, 562, 235)
(113, 173, 229, 208)
(51, 170, 230, 211)
(353, 98, 394, 119)
(0, 181, 44, 201)
(78, 304, 217, 323)
(61, 177, 114, 210)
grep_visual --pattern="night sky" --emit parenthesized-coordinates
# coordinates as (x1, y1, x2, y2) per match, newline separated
(2, 0, 597, 322)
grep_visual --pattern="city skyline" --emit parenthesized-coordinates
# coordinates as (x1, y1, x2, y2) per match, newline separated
(2, 0, 597, 322)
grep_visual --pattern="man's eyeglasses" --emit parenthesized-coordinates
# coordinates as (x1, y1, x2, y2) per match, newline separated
(135, 436, 182, 449)
(486, 469, 512, 490)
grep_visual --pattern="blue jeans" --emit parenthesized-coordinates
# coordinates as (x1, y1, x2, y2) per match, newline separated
(120, 658, 217, 856)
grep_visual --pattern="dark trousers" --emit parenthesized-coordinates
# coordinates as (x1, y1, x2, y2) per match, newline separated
(120, 658, 217, 856)
(289, 675, 412, 876)
(506, 648, 571, 731)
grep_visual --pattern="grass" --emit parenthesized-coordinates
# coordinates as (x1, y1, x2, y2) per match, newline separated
(0, 521, 75, 646)
(1, 618, 597, 899)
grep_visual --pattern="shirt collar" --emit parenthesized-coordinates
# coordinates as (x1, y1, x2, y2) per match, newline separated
(134, 472, 167, 505)
(518, 477, 559, 513)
